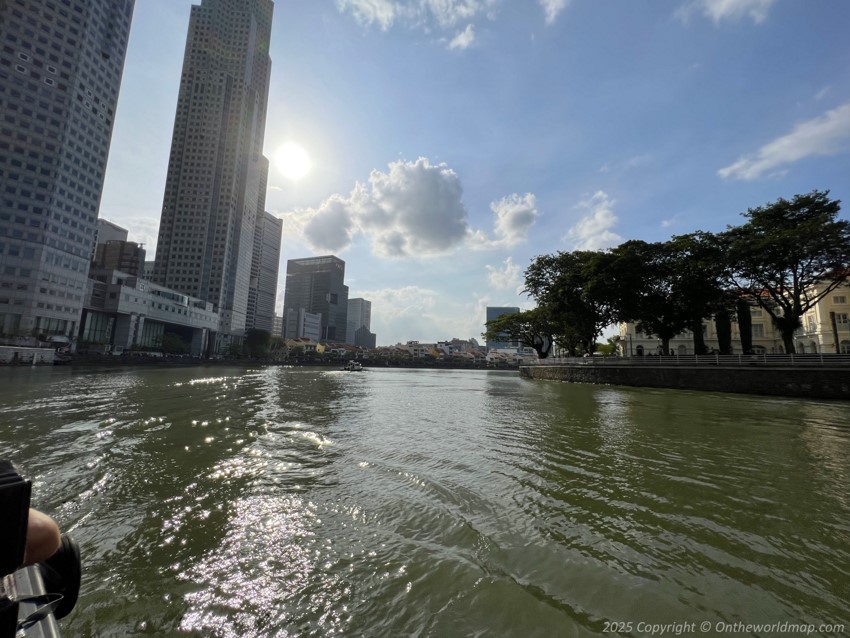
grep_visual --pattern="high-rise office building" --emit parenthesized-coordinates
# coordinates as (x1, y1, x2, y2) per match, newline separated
(247, 210, 281, 333)
(346, 297, 376, 348)
(282, 255, 348, 342)
(152, 0, 273, 350)
(0, 0, 135, 338)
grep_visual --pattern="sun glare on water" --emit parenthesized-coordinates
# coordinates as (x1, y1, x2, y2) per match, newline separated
(274, 142, 312, 181)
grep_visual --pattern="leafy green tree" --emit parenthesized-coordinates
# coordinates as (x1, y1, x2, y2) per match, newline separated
(604, 241, 691, 355)
(482, 307, 554, 358)
(723, 190, 850, 353)
(524, 251, 617, 355)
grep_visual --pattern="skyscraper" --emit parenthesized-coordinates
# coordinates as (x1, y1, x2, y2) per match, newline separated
(282, 255, 348, 342)
(247, 210, 281, 333)
(152, 0, 273, 350)
(0, 0, 135, 338)
(346, 297, 376, 348)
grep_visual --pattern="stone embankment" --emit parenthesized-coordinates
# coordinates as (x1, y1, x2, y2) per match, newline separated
(520, 356, 850, 400)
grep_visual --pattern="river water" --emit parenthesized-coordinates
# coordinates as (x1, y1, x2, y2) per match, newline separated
(1, 365, 848, 637)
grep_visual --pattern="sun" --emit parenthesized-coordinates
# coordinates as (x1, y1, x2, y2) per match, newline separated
(274, 142, 312, 181)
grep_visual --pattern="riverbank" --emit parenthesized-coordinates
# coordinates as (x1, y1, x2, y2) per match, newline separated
(520, 361, 850, 400)
(1, 352, 515, 371)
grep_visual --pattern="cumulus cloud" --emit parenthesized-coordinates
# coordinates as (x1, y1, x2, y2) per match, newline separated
(539, 0, 569, 25)
(718, 101, 850, 181)
(292, 159, 537, 258)
(678, 0, 775, 24)
(486, 256, 523, 293)
(296, 157, 470, 258)
(564, 191, 624, 251)
(468, 193, 538, 250)
(448, 24, 476, 50)
(360, 285, 489, 344)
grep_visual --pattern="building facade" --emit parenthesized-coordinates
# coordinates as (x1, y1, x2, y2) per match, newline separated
(246, 210, 281, 333)
(0, 0, 135, 338)
(152, 0, 274, 350)
(795, 279, 850, 354)
(284, 307, 321, 342)
(346, 297, 376, 347)
(282, 255, 348, 341)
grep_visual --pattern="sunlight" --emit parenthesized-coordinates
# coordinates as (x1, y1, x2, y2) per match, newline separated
(273, 142, 312, 181)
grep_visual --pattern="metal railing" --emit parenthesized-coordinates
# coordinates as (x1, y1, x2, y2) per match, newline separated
(530, 354, 850, 367)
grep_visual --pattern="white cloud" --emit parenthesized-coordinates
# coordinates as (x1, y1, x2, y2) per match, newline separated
(486, 256, 523, 293)
(338, 0, 559, 37)
(336, 0, 401, 30)
(291, 160, 539, 258)
(564, 191, 624, 251)
(360, 285, 489, 344)
(539, 0, 569, 25)
(678, 0, 775, 24)
(718, 101, 850, 181)
(294, 157, 470, 258)
(448, 24, 476, 50)
(470, 192, 538, 249)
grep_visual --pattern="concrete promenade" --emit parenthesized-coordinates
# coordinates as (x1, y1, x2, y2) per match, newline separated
(521, 355, 850, 400)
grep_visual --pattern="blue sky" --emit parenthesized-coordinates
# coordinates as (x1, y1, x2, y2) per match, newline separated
(100, 0, 850, 346)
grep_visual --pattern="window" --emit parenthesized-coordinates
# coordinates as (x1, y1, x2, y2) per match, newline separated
(834, 295, 847, 305)
(751, 324, 765, 338)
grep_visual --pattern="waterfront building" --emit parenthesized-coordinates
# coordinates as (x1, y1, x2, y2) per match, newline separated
(619, 278, 850, 356)
(0, 0, 135, 338)
(92, 219, 129, 260)
(346, 297, 376, 347)
(485, 306, 522, 351)
(247, 211, 281, 334)
(151, 0, 274, 352)
(618, 306, 785, 356)
(81, 268, 218, 356)
(284, 307, 321, 342)
(795, 278, 850, 354)
(92, 240, 145, 278)
(282, 255, 348, 341)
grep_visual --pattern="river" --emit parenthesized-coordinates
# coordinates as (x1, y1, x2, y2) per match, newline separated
(1, 365, 848, 637)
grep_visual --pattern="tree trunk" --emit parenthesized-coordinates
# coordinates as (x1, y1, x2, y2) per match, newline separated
(661, 337, 671, 355)
(691, 317, 707, 355)
(715, 309, 732, 355)
(782, 330, 796, 354)
(736, 299, 753, 354)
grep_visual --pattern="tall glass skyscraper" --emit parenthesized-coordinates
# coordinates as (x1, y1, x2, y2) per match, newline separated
(0, 0, 135, 338)
(152, 0, 273, 349)
(283, 256, 348, 342)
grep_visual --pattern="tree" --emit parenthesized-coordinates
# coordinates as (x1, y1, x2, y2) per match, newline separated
(714, 307, 733, 355)
(723, 190, 850, 353)
(605, 241, 691, 355)
(245, 329, 271, 358)
(482, 308, 554, 359)
(736, 298, 753, 354)
(666, 232, 729, 355)
(524, 251, 617, 355)
(161, 332, 189, 354)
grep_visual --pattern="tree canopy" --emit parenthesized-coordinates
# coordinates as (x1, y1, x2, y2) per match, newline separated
(723, 190, 849, 353)
(519, 190, 847, 356)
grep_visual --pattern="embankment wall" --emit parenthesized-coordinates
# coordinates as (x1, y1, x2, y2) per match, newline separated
(519, 364, 850, 400)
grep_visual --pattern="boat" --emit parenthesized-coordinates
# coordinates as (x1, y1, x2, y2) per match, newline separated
(342, 361, 363, 372)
